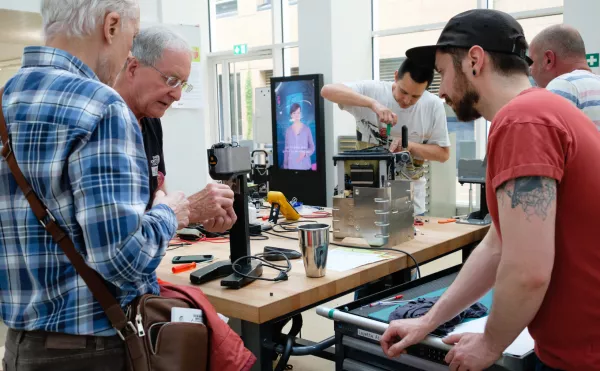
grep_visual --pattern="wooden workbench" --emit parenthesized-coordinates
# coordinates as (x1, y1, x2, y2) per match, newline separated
(156, 217, 488, 370)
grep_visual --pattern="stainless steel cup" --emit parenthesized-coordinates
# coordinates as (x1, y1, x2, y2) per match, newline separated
(298, 223, 330, 278)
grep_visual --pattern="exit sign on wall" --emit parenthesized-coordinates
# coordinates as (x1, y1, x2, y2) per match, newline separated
(233, 44, 248, 55)
(586, 53, 599, 68)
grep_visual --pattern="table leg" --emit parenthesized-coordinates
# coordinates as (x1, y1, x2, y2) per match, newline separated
(335, 331, 345, 371)
(241, 321, 275, 371)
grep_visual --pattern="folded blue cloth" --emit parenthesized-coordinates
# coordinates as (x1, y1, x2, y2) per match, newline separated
(388, 296, 488, 336)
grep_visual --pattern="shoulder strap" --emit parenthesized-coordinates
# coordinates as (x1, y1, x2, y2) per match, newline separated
(0, 87, 134, 338)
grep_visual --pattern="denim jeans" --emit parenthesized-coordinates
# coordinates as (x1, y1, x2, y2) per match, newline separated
(3, 328, 126, 371)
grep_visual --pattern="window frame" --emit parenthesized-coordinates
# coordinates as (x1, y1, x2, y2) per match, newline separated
(257, 0, 272, 11)
(207, 0, 299, 143)
(215, 0, 238, 19)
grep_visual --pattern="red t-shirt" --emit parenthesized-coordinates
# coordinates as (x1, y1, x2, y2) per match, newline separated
(486, 88, 600, 370)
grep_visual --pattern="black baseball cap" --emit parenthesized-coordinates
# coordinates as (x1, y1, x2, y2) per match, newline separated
(406, 9, 533, 68)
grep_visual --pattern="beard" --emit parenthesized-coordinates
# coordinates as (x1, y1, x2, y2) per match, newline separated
(446, 68, 482, 122)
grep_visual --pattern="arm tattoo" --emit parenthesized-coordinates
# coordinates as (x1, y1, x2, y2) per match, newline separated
(497, 177, 557, 221)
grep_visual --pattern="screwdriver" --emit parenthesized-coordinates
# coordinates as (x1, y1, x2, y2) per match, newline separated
(172, 262, 197, 274)
(386, 123, 392, 150)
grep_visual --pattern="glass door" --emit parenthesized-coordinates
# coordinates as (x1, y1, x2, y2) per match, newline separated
(228, 57, 274, 142)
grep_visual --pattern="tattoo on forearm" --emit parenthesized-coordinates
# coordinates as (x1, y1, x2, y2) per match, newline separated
(497, 177, 556, 221)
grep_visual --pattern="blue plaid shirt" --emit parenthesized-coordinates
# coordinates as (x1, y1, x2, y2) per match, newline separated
(0, 47, 177, 336)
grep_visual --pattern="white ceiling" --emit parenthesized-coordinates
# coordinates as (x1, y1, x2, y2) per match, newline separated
(0, 9, 43, 66)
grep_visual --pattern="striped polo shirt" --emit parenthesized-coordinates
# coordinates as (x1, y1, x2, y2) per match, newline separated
(546, 69, 600, 131)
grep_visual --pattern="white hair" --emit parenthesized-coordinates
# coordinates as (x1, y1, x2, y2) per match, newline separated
(131, 26, 191, 66)
(41, 0, 139, 40)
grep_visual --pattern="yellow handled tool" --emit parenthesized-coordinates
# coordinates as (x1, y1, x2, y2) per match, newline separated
(267, 191, 301, 221)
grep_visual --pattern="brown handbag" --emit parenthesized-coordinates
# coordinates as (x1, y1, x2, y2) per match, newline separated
(0, 88, 208, 371)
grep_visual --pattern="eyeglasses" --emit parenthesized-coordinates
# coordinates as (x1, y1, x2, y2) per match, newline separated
(146, 64, 193, 93)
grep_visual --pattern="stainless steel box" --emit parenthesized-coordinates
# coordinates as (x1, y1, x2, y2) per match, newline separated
(332, 180, 414, 247)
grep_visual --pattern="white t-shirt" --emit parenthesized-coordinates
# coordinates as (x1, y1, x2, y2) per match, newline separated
(339, 81, 450, 215)
(546, 70, 600, 131)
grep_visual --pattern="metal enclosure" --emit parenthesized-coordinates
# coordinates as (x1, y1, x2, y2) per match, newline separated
(332, 180, 414, 247)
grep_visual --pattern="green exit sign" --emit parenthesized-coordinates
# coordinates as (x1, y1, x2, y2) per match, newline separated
(586, 53, 599, 68)
(233, 44, 248, 55)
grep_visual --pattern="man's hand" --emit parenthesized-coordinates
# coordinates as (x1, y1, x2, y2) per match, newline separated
(153, 190, 190, 229)
(389, 138, 408, 152)
(380, 317, 436, 357)
(379, 127, 388, 139)
(201, 207, 237, 233)
(188, 183, 235, 224)
(371, 102, 397, 126)
(442, 333, 503, 371)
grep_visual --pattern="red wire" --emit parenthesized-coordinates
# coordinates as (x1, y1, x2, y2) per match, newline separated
(201, 237, 229, 243)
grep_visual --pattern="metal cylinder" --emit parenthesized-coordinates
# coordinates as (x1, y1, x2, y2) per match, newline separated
(298, 223, 330, 278)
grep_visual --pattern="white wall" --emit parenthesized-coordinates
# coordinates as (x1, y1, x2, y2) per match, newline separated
(298, 0, 372, 204)
(0, 66, 20, 86)
(564, 0, 600, 74)
(0, 0, 40, 12)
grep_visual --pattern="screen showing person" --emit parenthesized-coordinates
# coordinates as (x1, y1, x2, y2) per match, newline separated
(274, 80, 317, 171)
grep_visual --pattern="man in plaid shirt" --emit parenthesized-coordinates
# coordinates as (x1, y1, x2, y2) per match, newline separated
(0, 1, 189, 370)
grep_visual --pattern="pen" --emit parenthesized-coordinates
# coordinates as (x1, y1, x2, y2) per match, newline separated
(172, 262, 197, 274)
(369, 300, 410, 307)
(438, 218, 457, 224)
(383, 295, 404, 302)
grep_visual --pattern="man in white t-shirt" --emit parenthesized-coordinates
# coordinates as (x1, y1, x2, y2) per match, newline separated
(321, 58, 450, 215)
(530, 24, 600, 130)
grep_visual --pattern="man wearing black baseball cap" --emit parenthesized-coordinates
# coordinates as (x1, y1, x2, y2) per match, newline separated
(380, 9, 600, 371)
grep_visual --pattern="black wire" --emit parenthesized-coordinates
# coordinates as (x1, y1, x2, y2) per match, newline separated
(250, 235, 269, 240)
(329, 241, 421, 279)
(263, 230, 299, 240)
(273, 220, 318, 233)
(263, 230, 421, 279)
(231, 252, 292, 282)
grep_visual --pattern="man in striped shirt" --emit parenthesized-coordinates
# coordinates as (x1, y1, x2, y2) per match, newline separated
(0, 1, 190, 369)
(529, 24, 600, 130)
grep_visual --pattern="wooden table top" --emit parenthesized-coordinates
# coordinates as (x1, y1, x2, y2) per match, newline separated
(156, 217, 489, 324)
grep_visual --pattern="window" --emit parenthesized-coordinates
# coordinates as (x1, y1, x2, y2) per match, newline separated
(283, 47, 299, 76)
(209, 1, 298, 145)
(373, 0, 478, 31)
(371, 0, 565, 212)
(215, 0, 238, 18)
(228, 59, 274, 142)
(518, 14, 563, 41)
(494, 0, 563, 13)
(210, 0, 273, 52)
(282, 0, 298, 42)
(257, 0, 271, 11)
(373, 29, 442, 80)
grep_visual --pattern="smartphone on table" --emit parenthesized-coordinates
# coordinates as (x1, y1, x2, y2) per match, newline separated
(172, 255, 214, 264)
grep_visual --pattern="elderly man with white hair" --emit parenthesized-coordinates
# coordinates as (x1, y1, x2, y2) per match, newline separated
(0, 1, 190, 370)
(114, 27, 237, 232)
